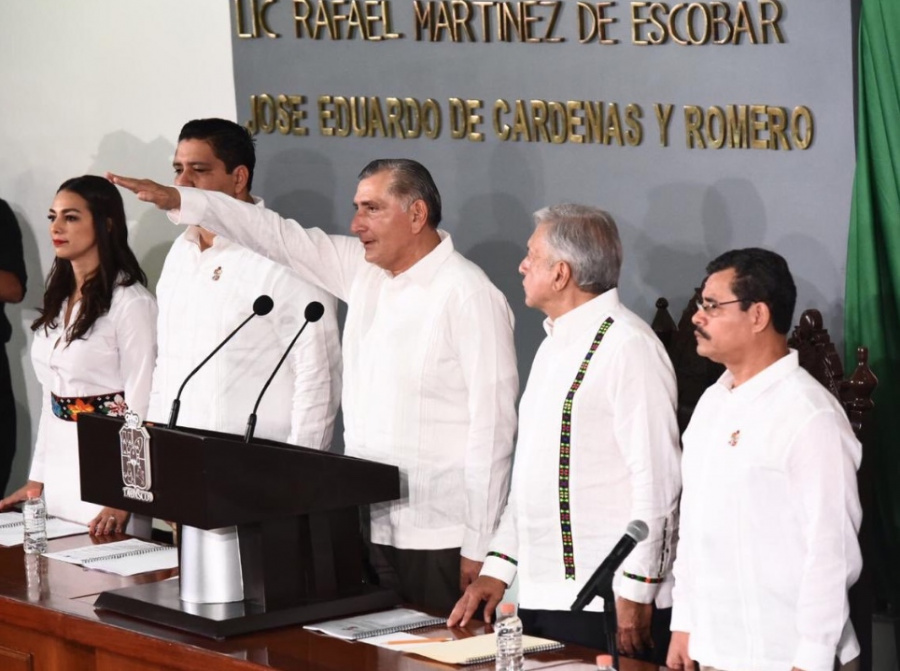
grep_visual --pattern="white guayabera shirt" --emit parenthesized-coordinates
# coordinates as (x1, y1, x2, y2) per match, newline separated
(672, 351, 863, 671)
(482, 290, 681, 612)
(170, 188, 519, 559)
(147, 201, 342, 452)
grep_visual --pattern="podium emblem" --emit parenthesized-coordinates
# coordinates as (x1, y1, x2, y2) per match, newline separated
(119, 410, 154, 502)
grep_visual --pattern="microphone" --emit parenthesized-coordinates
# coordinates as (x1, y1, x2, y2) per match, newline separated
(243, 301, 325, 443)
(167, 295, 274, 429)
(570, 520, 649, 612)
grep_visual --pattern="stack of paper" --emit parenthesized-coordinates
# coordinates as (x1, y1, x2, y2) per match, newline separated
(0, 512, 87, 547)
(394, 633, 564, 665)
(43, 538, 178, 576)
(303, 608, 446, 640)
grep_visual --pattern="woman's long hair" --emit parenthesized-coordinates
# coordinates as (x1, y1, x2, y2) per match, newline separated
(32, 175, 146, 342)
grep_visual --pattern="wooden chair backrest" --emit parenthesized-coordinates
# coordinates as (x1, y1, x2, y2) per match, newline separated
(787, 308, 877, 442)
(653, 292, 724, 434)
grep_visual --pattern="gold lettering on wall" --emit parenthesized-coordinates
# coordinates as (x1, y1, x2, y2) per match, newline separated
(791, 106, 814, 149)
(293, 0, 401, 39)
(243, 93, 814, 150)
(234, 0, 791, 45)
(654, 103, 674, 146)
(578, 2, 619, 44)
(412, 1, 563, 42)
(681, 103, 814, 149)
(631, 1, 785, 46)
(316, 95, 442, 137)
(246, 94, 311, 135)
(234, 0, 281, 39)
(449, 99, 486, 141)
(491, 98, 646, 145)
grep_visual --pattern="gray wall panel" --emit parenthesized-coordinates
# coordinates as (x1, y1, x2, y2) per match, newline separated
(231, 0, 857, 398)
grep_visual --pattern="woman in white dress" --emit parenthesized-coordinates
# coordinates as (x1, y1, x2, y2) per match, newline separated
(0, 175, 157, 536)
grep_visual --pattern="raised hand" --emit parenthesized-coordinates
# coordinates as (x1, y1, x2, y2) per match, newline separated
(107, 173, 181, 211)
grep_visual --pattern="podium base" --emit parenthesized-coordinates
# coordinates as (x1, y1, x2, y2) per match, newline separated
(94, 579, 399, 639)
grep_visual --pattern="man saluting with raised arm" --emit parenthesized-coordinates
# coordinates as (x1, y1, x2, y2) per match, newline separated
(109, 160, 518, 615)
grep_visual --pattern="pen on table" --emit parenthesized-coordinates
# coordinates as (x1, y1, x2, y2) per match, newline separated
(385, 637, 453, 645)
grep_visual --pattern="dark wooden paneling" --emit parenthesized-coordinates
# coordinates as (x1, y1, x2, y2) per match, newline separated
(0, 643, 33, 671)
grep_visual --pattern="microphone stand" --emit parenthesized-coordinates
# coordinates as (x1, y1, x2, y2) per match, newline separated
(166, 295, 274, 429)
(599, 582, 619, 671)
(244, 320, 313, 443)
(573, 573, 619, 670)
(168, 311, 258, 429)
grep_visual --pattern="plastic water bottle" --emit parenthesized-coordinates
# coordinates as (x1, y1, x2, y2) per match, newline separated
(23, 488, 48, 555)
(596, 653, 616, 670)
(495, 602, 523, 671)
(24, 553, 47, 601)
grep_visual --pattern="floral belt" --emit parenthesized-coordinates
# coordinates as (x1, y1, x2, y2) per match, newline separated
(51, 392, 127, 422)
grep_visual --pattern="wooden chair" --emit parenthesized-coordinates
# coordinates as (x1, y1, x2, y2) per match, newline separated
(788, 309, 878, 671)
(652, 294, 724, 435)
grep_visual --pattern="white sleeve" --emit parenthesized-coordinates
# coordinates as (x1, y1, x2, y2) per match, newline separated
(115, 292, 158, 418)
(146, 367, 165, 425)
(27, 389, 52, 483)
(451, 286, 518, 560)
(789, 410, 862, 671)
(609, 332, 681, 604)
(480, 487, 520, 587)
(146, 249, 178, 426)
(282, 277, 342, 451)
(171, 187, 363, 302)
(670, 462, 695, 631)
(669, 534, 693, 632)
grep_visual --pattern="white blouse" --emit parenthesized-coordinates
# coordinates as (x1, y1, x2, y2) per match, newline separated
(29, 282, 157, 524)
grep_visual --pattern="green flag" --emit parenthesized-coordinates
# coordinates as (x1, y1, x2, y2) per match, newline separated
(845, 0, 900, 604)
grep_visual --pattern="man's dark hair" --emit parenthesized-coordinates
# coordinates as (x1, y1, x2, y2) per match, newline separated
(178, 118, 256, 190)
(705, 247, 797, 335)
(358, 159, 442, 227)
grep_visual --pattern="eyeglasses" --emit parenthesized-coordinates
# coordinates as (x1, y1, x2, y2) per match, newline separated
(695, 298, 745, 316)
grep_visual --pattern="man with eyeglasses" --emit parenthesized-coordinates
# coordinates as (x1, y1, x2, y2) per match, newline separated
(667, 248, 862, 671)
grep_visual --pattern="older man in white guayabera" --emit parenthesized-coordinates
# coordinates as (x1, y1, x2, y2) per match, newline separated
(110, 158, 518, 615)
(449, 204, 681, 665)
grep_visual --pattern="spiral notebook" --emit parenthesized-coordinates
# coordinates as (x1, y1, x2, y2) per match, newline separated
(397, 633, 564, 665)
(43, 538, 178, 576)
(0, 512, 87, 547)
(303, 607, 445, 640)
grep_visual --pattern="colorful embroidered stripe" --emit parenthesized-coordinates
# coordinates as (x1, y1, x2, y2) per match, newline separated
(655, 515, 671, 580)
(559, 316, 614, 580)
(622, 572, 665, 584)
(486, 551, 518, 566)
(51, 391, 127, 422)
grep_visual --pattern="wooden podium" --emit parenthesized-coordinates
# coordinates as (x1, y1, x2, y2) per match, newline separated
(77, 414, 401, 638)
